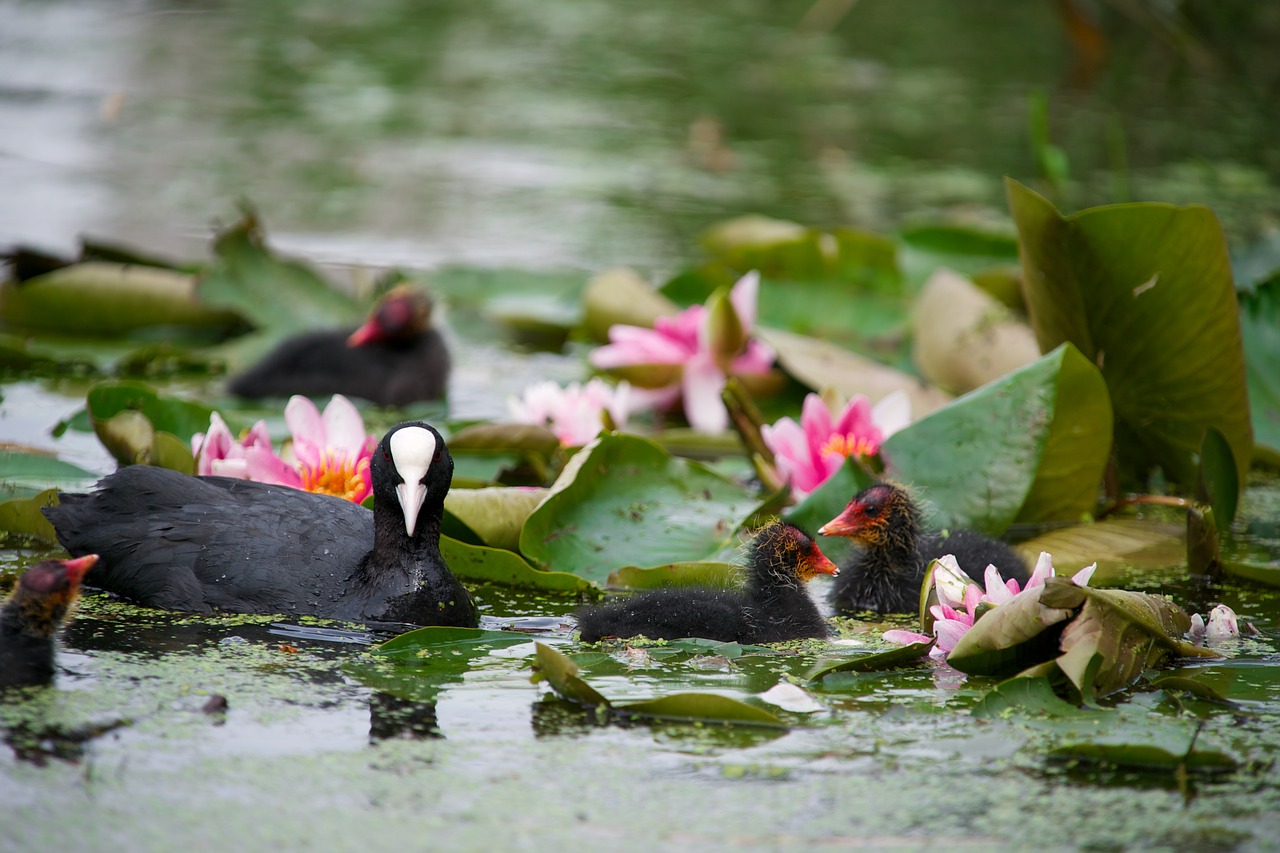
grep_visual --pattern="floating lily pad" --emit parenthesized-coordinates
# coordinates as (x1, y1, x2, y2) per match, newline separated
(373, 625, 534, 661)
(1049, 731, 1238, 772)
(440, 536, 597, 595)
(520, 434, 758, 583)
(1007, 179, 1252, 490)
(0, 487, 60, 543)
(531, 641, 610, 708)
(0, 261, 247, 337)
(607, 561, 739, 590)
(85, 380, 210, 470)
(805, 641, 935, 683)
(970, 675, 1093, 718)
(444, 487, 547, 552)
(0, 450, 98, 499)
(946, 582, 1077, 677)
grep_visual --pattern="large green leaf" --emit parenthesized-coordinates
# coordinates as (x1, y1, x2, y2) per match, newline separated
(0, 262, 247, 336)
(1007, 179, 1252, 489)
(439, 536, 598, 594)
(198, 213, 361, 339)
(443, 487, 546, 552)
(881, 343, 1111, 534)
(531, 642, 610, 709)
(1237, 279, 1280, 462)
(607, 561, 739, 590)
(519, 434, 758, 583)
(1049, 730, 1238, 772)
(1015, 517, 1184, 582)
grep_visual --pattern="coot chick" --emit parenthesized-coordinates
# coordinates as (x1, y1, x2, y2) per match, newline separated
(228, 286, 450, 406)
(820, 482, 1029, 614)
(42, 422, 477, 627)
(576, 521, 838, 644)
(1, 554, 98, 688)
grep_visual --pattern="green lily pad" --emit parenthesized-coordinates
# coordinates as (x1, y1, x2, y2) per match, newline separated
(970, 675, 1094, 719)
(444, 487, 547, 552)
(0, 261, 247, 336)
(373, 625, 534, 661)
(531, 642, 785, 728)
(1197, 427, 1239, 530)
(531, 642, 610, 709)
(439, 536, 597, 594)
(614, 693, 785, 728)
(1221, 560, 1280, 588)
(1237, 278, 1280, 461)
(1014, 517, 1184, 580)
(0, 487, 61, 543)
(881, 343, 1111, 533)
(0, 451, 98, 498)
(899, 223, 1020, 285)
(805, 641, 935, 683)
(607, 561, 740, 591)
(1049, 731, 1238, 772)
(1007, 179, 1252, 490)
(519, 434, 758, 583)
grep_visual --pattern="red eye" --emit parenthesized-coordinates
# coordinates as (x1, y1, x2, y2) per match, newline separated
(383, 450, 392, 461)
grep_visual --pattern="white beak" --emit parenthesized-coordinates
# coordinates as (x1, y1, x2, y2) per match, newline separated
(389, 426, 437, 537)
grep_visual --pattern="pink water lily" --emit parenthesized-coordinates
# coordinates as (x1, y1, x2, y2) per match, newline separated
(1189, 604, 1248, 645)
(508, 378, 632, 447)
(191, 394, 375, 503)
(883, 551, 1097, 660)
(589, 271, 775, 433)
(761, 391, 911, 498)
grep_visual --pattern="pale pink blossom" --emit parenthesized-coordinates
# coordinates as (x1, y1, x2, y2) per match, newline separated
(882, 551, 1096, 661)
(761, 391, 910, 498)
(191, 395, 375, 503)
(508, 379, 632, 447)
(589, 271, 775, 433)
(1189, 604, 1246, 645)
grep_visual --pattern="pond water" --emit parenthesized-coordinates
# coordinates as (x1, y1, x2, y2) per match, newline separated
(3, 1, 1280, 850)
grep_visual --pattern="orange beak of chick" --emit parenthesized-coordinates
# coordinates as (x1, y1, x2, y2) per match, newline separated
(803, 543, 839, 577)
(347, 318, 384, 348)
(63, 553, 99, 585)
(818, 501, 867, 538)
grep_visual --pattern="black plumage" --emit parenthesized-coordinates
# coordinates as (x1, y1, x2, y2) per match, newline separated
(42, 422, 476, 627)
(228, 287, 450, 406)
(822, 482, 1030, 614)
(576, 521, 837, 644)
(1, 554, 97, 688)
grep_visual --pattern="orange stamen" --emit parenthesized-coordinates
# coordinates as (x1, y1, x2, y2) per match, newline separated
(820, 433, 879, 459)
(300, 452, 370, 502)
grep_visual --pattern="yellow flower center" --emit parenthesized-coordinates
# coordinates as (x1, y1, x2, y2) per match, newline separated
(820, 433, 879, 459)
(300, 452, 369, 502)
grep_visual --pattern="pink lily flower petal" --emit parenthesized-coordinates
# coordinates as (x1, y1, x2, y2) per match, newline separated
(933, 617, 973, 654)
(728, 270, 760, 330)
(1026, 551, 1056, 589)
(1071, 562, 1098, 586)
(284, 395, 326, 470)
(870, 390, 912, 438)
(983, 564, 1017, 605)
(319, 394, 368, 458)
(681, 353, 730, 433)
(932, 555, 971, 610)
(882, 629, 934, 646)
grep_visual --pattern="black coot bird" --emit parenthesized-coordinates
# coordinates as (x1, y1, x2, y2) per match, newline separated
(228, 286, 450, 406)
(576, 520, 838, 644)
(42, 422, 477, 627)
(1, 554, 98, 688)
(820, 482, 1029, 614)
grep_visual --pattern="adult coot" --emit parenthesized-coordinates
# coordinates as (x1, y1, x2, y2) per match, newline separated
(820, 482, 1029, 614)
(227, 286, 450, 406)
(1, 554, 98, 688)
(576, 520, 838, 644)
(43, 422, 477, 627)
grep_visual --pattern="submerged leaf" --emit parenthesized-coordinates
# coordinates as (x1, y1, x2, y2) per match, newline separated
(805, 641, 935, 683)
(970, 675, 1093, 719)
(374, 625, 533, 660)
(616, 693, 785, 727)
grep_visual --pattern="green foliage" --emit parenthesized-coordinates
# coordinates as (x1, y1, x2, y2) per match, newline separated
(0, 451, 98, 499)
(881, 344, 1111, 533)
(1007, 179, 1252, 491)
(84, 380, 210, 470)
(440, 536, 598, 594)
(520, 434, 759, 583)
(1237, 279, 1280, 463)
(531, 642, 785, 727)
(805, 641, 934, 683)
(0, 488, 61, 543)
